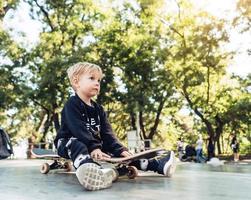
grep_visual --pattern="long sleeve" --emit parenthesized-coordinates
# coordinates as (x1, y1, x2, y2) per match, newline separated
(99, 106, 127, 156)
(63, 99, 102, 153)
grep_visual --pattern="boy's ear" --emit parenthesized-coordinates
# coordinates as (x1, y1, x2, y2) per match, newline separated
(73, 78, 78, 87)
(72, 79, 79, 91)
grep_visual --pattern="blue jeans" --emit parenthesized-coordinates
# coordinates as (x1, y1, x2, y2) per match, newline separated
(196, 149, 204, 163)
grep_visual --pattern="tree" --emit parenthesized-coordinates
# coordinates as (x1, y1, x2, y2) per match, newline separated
(108, 0, 176, 140)
(234, 0, 251, 57)
(21, 0, 108, 142)
(0, 0, 19, 20)
(162, 0, 248, 154)
(0, 0, 30, 139)
(0, 0, 250, 154)
(234, 0, 251, 32)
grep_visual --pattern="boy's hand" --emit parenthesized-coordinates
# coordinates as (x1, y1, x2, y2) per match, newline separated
(120, 151, 132, 157)
(91, 149, 111, 160)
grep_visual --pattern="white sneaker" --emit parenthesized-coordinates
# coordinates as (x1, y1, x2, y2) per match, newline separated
(76, 163, 114, 191)
(165, 151, 176, 177)
(157, 151, 176, 177)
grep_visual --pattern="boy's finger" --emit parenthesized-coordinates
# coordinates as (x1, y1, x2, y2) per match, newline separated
(125, 151, 132, 156)
(102, 152, 111, 158)
(95, 152, 102, 160)
(122, 151, 132, 157)
(95, 153, 99, 160)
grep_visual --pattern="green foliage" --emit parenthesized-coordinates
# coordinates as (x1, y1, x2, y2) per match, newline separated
(234, 0, 251, 32)
(0, 0, 250, 154)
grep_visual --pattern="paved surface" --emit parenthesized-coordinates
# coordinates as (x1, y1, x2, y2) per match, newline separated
(0, 159, 251, 200)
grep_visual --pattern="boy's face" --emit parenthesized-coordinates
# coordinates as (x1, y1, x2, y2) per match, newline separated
(74, 70, 101, 98)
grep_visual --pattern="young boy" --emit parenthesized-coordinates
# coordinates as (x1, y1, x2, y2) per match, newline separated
(54, 62, 176, 191)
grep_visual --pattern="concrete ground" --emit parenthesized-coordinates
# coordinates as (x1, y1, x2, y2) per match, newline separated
(0, 159, 251, 200)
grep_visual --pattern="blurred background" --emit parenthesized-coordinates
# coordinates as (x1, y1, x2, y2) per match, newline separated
(0, 0, 250, 158)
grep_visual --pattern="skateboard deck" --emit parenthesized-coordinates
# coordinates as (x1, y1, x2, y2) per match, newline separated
(101, 148, 164, 163)
(99, 148, 166, 179)
(31, 148, 60, 158)
(31, 148, 72, 174)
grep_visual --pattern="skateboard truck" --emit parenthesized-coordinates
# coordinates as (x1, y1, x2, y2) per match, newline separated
(31, 148, 73, 174)
(115, 164, 138, 179)
(40, 160, 72, 174)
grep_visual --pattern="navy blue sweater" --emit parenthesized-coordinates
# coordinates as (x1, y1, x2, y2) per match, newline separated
(54, 94, 127, 156)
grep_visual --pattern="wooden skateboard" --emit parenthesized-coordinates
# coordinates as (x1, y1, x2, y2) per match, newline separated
(31, 147, 166, 179)
(99, 148, 166, 179)
(31, 148, 72, 174)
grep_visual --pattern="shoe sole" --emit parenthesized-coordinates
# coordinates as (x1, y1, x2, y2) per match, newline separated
(76, 163, 113, 191)
(111, 168, 119, 182)
(164, 151, 176, 177)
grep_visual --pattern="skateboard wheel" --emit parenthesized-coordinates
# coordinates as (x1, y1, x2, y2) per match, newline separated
(64, 162, 72, 172)
(40, 163, 50, 174)
(112, 169, 119, 182)
(127, 166, 138, 179)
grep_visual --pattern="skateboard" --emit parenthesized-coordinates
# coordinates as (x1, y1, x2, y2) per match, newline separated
(99, 148, 166, 179)
(31, 148, 72, 174)
(31, 147, 166, 179)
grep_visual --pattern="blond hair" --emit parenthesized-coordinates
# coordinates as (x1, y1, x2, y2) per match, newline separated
(67, 62, 103, 91)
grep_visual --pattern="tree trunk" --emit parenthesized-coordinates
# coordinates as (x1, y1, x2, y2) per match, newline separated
(215, 115, 225, 155)
(221, 134, 224, 154)
(53, 112, 60, 132)
(40, 114, 52, 148)
(182, 86, 218, 155)
(139, 111, 146, 139)
(206, 66, 210, 104)
(36, 112, 48, 132)
(130, 112, 137, 130)
(148, 98, 166, 140)
(216, 138, 222, 155)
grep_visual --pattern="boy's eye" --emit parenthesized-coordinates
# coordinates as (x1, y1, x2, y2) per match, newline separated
(89, 76, 101, 82)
